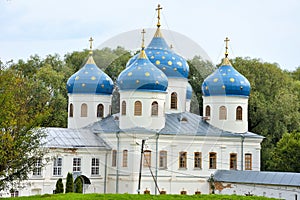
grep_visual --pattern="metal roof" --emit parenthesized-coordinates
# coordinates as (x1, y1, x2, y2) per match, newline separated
(214, 170, 300, 187)
(42, 127, 110, 149)
(92, 112, 263, 139)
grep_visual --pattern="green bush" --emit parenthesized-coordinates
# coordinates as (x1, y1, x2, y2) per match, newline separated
(55, 178, 64, 194)
(65, 172, 73, 193)
(74, 177, 83, 193)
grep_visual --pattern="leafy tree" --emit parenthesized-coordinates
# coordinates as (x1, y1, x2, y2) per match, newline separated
(232, 57, 300, 170)
(74, 177, 83, 193)
(267, 132, 300, 172)
(65, 172, 74, 193)
(0, 69, 47, 190)
(187, 56, 214, 114)
(55, 178, 64, 194)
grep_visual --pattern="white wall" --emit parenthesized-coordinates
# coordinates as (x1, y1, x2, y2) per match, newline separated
(68, 94, 112, 129)
(119, 91, 166, 130)
(217, 182, 300, 200)
(203, 96, 249, 133)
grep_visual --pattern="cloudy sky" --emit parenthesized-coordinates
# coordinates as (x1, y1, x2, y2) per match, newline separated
(0, 0, 299, 71)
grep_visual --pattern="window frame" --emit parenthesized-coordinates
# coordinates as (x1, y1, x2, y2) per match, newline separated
(219, 106, 227, 120)
(69, 103, 74, 117)
(236, 106, 243, 120)
(171, 92, 178, 109)
(81, 103, 88, 117)
(194, 152, 202, 169)
(209, 152, 217, 169)
(159, 150, 167, 169)
(151, 101, 159, 116)
(179, 151, 187, 169)
(97, 104, 104, 118)
(73, 158, 81, 172)
(134, 101, 142, 116)
(205, 105, 211, 117)
(91, 158, 100, 175)
(33, 158, 42, 176)
(53, 157, 62, 176)
(121, 101, 126, 115)
(143, 150, 151, 167)
(230, 153, 237, 170)
(122, 150, 128, 167)
(112, 150, 117, 167)
(245, 153, 252, 170)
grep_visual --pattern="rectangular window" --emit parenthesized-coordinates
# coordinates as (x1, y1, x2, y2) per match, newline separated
(245, 153, 252, 170)
(10, 191, 19, 197)
(53, 158, 62, 176)
(159, 150, 167, 169)
(73, 158, 81, 172)
(33, 158, 42, 176)
(209, 152, 217, 169)
(230, 153, 237, 170)
(112, 150, 117, 167)
(123, 150, 128, 167)
(91, 158, 100, 175)
(179, 152, 187, 169)
(194, 152, 202, 169)
(143, 150, 151, 167)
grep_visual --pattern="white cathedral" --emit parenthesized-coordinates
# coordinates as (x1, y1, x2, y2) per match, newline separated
(4, 5, 300, 200)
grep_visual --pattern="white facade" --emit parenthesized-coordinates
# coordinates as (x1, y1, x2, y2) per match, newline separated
(203, 96, 249, 133)
(165, 78, 188, 113)
(68, 94, 112, 129)
(119, 91, 166, 130)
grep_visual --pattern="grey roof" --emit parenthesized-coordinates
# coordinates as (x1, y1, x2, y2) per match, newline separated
(42, 127, 110, 149)
(92, 112, 263, 139)
(214, 170, 300, 187)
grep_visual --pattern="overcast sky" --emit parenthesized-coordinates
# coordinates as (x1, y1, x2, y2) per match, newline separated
(0, 0, 299, 71)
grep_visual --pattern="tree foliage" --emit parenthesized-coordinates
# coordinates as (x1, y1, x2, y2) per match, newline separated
(55, 178, 64, 194)
(74, 177, 83, 193)
(65, 172, 74, 193)
(267, 132, 300, 172)
(0, 68, 48, 190)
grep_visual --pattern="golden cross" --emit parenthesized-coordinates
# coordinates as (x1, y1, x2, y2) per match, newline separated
(156, 4, 163, 28)
(141, 29, 146, 49)
(224, 37, 230, 58)
(89, 37, 94, 54)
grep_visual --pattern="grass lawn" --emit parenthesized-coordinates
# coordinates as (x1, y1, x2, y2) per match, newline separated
(4, 193, 279, 199)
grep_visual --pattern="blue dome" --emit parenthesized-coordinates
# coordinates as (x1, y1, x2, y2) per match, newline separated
(202, 61, 250, 97)
(186, 82, 192, 100)
(117, 51, 168, 92)
(126, 33, 189, 78)
(67, 56, 114, 94)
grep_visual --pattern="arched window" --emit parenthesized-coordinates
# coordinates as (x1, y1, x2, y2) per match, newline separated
(219, 106, 227, 120)
(236, 106, 243, 120)
(134, 101, 142, 116)
(69, 103, 74, 117)
(97, 104, 104, 118)
(151, 101, 158, 116)
(121, 101, 126, 115)
(171, 92, 177, 109)
(205, 105, 211, 117)
(81, 103, 88, 117)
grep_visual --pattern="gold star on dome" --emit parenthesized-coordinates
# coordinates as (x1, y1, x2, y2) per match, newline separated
(213, 78, 218, 82)
(156, 60, 160, 65)
(128, 72, 132, 76)
(145, 72, 150, 77)
(101, 84, 104, 88)
(230, 78, 235, 82)
(136, 80, 140, 84)
(168, 61, 172, 65)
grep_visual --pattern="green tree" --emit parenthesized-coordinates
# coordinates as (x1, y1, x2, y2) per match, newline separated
(55, 178, 64, 194)
(268, 132, 300, 172)
(232, 57, 300, 170)
(187, 56, 214, 114)
(65, 172, 74, 193)
(74, 177, 83, 193)
(0, 69, 47, 190)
